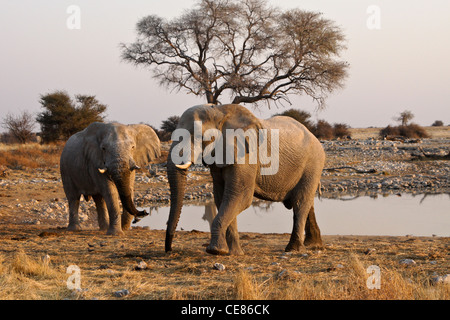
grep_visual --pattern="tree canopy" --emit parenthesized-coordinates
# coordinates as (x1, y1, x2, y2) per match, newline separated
(121, 0, 348, 108)
(36, 91, 107, 143)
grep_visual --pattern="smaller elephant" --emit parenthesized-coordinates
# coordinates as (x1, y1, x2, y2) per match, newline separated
(60, 122, 161, 235)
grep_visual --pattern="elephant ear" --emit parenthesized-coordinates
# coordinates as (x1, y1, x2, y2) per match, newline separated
(215, 105, 262, 167)
(129, 124, 161, 167)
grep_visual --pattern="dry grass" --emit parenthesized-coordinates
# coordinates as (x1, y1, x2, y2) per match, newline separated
(0, 143, 63, 169)
(232, 254, 449, 300)
(0, 250, 68, 300)
(0, 227, 447, 301)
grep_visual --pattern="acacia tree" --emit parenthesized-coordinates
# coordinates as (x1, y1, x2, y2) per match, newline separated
(2, 111, 35, 143)
(395, 110, 414, 126)
(121, 0, 348, 108)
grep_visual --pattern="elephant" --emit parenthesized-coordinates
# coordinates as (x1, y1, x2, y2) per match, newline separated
(60, 122, 161, 235)
(165, 104, 325, 255)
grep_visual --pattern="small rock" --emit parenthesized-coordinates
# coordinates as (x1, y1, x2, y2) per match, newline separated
(432, 274, 450, 285)
(213, 263, 225, 271)
(114, 289, 130, 298)
(364, 248, 376, 255)
(276, 269, 289, 279)
(42, 254, 51, 266)
(399, 259, 416, 265)
(135, 260, 148, 271)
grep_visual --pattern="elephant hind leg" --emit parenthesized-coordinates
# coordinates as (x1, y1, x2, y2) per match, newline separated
(93, 195, 109, 231)
(304, 205, 323, 249)
(285, 183, 317, 252)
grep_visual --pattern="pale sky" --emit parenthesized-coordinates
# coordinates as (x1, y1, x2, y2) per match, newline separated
(1, 0, 449, 130)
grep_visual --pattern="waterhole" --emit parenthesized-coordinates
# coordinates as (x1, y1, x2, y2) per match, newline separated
(136, 193, 449, 237)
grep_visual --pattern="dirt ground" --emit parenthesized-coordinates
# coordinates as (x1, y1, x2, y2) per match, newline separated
(0, 127, 449, 300)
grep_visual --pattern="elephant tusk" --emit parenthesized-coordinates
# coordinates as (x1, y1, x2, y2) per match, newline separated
(98, 168, 107, 174)
(175, 161, 192, 170)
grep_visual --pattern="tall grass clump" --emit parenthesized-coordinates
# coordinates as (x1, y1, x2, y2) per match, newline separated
(0, 251, 68, 300)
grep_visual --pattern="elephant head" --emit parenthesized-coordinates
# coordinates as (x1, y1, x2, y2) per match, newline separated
(165, 104, 262, 252)
(84, 122, 161, 219)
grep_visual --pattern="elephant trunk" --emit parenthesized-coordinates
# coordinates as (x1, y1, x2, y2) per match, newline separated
(110, 163, 147, 219)
(165, 156, 188, 252)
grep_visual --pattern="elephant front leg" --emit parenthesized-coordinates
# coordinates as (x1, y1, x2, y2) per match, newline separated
(226, 218, 244, 255)
(67, 196, 82, 231)
(121, 184, 135, 231)
(207, 193, 251, 256)
(103, 190, 124, 236)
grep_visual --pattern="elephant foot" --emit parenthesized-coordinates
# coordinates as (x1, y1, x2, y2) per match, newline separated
(121, 223, 132, 231)
(227, 238, 244, 256)
(67, 224, 82, 232)
(206, 244, 229, 256)
(106, 228, 124, 236)
(285, 241, 306, 253)
(228, 247, 244, 256)
(304, 237, 324, 250)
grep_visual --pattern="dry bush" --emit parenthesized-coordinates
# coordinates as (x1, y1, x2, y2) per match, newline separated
(311, 120, 352, 140)
(312, 120, 334, 140)
(333, 123, 352, 138)
(398, 123, 430, 138)
(379, 123, 430, 139)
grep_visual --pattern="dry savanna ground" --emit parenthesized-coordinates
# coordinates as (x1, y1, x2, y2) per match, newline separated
(0, 126, 449, 301)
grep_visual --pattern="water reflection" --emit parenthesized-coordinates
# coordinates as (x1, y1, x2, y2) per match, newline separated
(136, 193, 450, 237)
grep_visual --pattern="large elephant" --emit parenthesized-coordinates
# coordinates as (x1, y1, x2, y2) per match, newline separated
(165, 104, 325, 255)
(60, 122, 161, 235)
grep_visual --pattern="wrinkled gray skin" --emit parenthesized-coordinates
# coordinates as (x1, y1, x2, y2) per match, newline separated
(165, 104, 325, 255)
(60, 122, 160, 235)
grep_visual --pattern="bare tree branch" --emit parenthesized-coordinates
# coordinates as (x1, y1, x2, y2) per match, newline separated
(120, 0, 348, 108)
